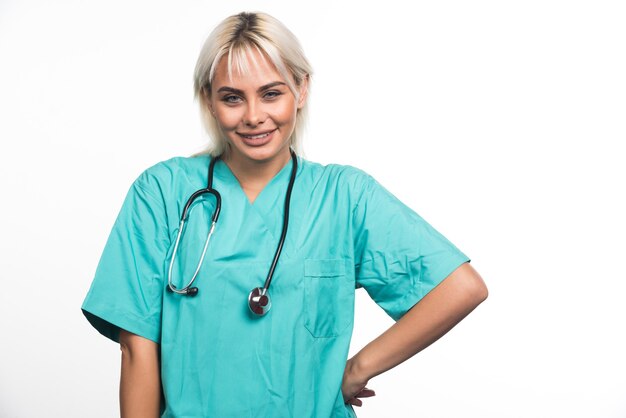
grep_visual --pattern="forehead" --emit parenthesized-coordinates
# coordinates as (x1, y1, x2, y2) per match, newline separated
(212, 47, 285, 88)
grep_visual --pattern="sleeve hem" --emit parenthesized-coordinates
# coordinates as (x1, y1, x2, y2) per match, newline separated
(81, 301, 161, 344)
(393, 254, 471, 322)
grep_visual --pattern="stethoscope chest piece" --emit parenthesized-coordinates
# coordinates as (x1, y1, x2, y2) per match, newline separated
(248, 287, 271, 316)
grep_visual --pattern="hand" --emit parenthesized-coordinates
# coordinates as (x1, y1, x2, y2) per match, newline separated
(341, 357, 376, 407)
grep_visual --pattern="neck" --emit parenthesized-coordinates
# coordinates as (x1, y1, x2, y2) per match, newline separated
(222, 147, 292, 190)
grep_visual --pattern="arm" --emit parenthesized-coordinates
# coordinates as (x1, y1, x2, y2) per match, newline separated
(342, 262, 488, 405)
(119, 329, 161, 418)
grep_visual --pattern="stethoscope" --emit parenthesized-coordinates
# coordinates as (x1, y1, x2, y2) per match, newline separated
(167, 148, 298, 317)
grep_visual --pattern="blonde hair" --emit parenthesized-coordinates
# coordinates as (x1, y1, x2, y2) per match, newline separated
(193, 12, 312, 157)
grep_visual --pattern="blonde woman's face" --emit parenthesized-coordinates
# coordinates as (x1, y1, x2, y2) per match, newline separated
(207, 49, 307, 165)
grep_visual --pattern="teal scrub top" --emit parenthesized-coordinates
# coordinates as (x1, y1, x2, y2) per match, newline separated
(82, 154, 470, 418)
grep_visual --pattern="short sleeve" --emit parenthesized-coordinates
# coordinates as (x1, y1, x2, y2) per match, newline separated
(352, 174, 470, 322)
(81, 171, 170, 344)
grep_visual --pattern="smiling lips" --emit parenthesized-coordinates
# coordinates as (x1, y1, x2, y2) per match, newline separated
(237, 128, 277, 146)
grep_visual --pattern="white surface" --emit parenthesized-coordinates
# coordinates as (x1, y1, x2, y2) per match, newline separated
(1, 1, 625, 417)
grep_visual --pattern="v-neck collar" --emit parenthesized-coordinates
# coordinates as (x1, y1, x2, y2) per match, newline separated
(213, 155, 301, 207)
(206, 155, 306, 261)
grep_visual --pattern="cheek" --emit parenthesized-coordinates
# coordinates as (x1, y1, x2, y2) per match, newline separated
(214, 109, 242, 130)
(272, 101, 298, 125)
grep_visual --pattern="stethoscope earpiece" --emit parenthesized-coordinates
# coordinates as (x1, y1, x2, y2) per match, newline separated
(166, 285, 199, 296)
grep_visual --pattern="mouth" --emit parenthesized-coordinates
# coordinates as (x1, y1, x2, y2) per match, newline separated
(237, 128, 277, 146)
(237, 129, 277, 140)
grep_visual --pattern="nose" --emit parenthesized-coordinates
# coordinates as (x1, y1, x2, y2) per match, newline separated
(243, 99, 265, 127)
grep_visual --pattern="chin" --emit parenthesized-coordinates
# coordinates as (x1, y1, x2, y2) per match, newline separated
(230, 142, 290, 163)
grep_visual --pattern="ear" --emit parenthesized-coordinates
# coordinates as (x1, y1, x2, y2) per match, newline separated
(296, 75, 309, 109)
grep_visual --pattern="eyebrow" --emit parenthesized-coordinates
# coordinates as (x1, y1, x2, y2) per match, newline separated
(216, 81, 287, 95)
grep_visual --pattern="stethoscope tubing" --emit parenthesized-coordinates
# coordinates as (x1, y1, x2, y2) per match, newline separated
(167, 219, 216, 295)
(262, 150, 298, 291)
(166, 159, 221, 296)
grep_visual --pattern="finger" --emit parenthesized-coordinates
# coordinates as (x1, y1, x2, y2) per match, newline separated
(356, 388, 376, 398)
(347, 397, 363, 407)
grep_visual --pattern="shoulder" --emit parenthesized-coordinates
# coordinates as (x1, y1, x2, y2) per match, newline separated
(132, 154, 211, 198)
(299, 157, 375, 197)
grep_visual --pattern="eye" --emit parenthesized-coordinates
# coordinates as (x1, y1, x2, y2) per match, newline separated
(221, 95, 242, 104)
(263, 90, 283, 100)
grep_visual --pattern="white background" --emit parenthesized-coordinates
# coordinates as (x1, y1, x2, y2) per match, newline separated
(1, 1, 625, 417)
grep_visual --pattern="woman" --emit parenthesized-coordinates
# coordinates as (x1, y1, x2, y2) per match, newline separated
(82, 11, 488, 418)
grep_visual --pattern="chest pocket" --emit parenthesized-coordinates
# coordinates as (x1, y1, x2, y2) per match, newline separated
(303, 259, 354, 338)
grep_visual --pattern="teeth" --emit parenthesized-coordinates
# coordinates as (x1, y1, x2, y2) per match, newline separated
(243, 132, 271, 139)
